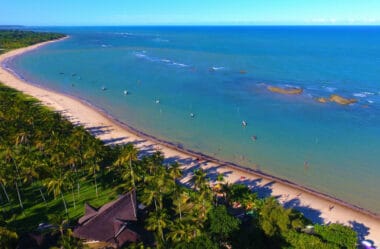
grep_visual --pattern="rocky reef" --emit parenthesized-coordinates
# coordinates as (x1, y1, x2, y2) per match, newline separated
(315, 95, 357, 105)
(329, 94, 357, 105)
(316, 97, 329, 103)
(265, 85, 358, 106)
(267, 86, 303, 95)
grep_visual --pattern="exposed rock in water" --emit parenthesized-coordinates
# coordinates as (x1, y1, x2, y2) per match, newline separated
(329, 94, 357, 105)
(267, 86, 303, 95)
(316, 97, 329, 103)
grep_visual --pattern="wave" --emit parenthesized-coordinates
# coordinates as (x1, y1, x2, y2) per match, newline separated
(353, 93, 367, 98)
(322, 86, 337, 93)
(114, 32, 134, 36)
(133, 51, 189, 68)
(153, 37, 169, 42)
(211, 66, 225, 71)
(353, 92, 375, 98)
(283, 84, 302, 89)
(172, 62, 188, 67)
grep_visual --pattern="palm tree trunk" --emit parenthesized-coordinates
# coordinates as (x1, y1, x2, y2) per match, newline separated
(39, 187, 47, 203)
(71, 187, 76, 208)
(15, 181, 23, 209)
(77, 182, 80, 198)
(154, 198, 158, 212)
(130, 158, 135, 188)
(75, 166, 80, 198)
(159, 224, 165, 245)
(0, 182, 9, 202)
(61, 192, 68, 214)
(94, 169, 98, 199)
(178, 198, 182, 220)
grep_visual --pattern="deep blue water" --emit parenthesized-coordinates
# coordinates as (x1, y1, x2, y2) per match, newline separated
(7, 26, 380, 213)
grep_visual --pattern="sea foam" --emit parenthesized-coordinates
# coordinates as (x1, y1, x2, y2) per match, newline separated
(133, 51, 189, 68)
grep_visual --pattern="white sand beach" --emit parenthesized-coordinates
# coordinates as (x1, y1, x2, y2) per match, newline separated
(1, 39, 380, 246)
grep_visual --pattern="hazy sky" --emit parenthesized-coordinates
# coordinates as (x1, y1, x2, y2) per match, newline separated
(1, 0, 380, 26)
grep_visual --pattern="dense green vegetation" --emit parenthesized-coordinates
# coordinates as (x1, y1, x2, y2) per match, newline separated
(0, 30, 65, 52)
(0, 82, 359, 248)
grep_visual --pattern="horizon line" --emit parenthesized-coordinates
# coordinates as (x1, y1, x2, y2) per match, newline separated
(2, 24, 380, 28)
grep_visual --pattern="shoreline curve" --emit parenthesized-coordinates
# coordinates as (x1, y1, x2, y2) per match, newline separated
(1, 37, 380, 246)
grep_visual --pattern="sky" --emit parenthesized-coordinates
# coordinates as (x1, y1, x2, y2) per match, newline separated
(1, 0, 380, 26)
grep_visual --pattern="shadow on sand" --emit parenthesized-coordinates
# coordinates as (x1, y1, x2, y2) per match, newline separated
(284, 198, 324, 224)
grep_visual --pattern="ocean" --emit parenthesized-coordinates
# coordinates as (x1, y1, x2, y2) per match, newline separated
(6, 26, 380, 213)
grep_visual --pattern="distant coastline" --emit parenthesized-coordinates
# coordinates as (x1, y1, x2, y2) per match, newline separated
(1, 37, 380, 245)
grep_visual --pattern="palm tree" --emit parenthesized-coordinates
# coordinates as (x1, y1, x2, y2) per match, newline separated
(0, 165, 10, 203)
(142, 167, 173, 211)
(84, 141, 101, 198)
(114, 144, 139, 188)
(168, 162, 182, 183)
(172, 191, 192, 221)
(1, 146, 24, 209)
(64, 171, 77, 208)
(191, 168, 208, 191)
(216, 173, 225, 183)
(167, 219, 201, 243)
(146, 209, 170, 248)
(68, 126, 88, 197)
(20, 150, 48, 204)
(87, 162, 100, 199)
(45, 172, 68, 215)
(192, 191, 212, 221)
(144, 151, 164, 175)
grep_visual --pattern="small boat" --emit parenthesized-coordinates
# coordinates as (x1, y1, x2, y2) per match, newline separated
(361, 240, 374, 249)
(123, 90, 129, 95)
(190, 113, 195, 118)
(242, 120, 247, 127)
(101, 86, 107, 91)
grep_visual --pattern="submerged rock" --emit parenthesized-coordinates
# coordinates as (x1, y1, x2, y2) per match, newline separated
(267, 86, 303, 95)
(329, 94, 357, 105)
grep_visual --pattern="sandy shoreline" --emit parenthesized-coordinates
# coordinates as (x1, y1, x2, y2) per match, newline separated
(1, 38, 380, 246)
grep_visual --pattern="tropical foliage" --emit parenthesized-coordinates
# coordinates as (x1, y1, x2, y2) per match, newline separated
(0, 30, 65, 52)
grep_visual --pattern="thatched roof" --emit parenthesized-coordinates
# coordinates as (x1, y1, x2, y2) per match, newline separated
(74, 190, 139, 248)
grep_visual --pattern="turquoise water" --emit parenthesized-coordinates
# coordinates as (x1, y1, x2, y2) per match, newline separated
(7, 26, 380, 213)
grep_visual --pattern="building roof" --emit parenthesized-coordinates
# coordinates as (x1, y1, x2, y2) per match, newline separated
(74, 190, 139, 248)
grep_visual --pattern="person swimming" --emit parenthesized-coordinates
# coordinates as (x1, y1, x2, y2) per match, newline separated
(251, 135, 257, 141)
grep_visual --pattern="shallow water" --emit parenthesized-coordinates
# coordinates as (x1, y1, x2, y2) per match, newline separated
(7, 26, 380, 213)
